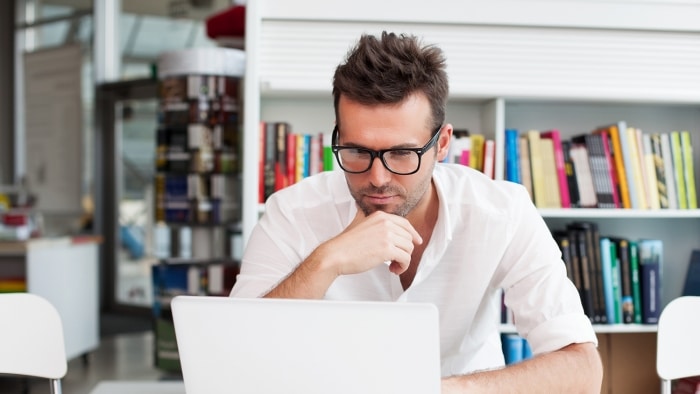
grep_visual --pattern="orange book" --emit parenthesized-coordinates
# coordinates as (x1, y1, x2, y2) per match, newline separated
(603, 124, 631, 209)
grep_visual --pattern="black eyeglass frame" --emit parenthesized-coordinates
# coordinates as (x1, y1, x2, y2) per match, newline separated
(331, 124, 443, 175)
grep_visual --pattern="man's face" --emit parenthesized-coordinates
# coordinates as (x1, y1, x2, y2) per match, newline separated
(336, 93, 447, 217)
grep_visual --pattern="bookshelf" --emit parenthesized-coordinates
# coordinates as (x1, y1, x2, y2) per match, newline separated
(243, 1, 700, 392)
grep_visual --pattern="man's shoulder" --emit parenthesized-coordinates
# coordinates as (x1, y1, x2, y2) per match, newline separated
(267, 170, 350, 206)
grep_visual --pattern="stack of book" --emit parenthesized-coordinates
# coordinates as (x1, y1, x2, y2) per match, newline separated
(258, 121, 334, 203)
(552, 221, 663, 325)
(446, 130, 496, 179)
(504, 123, 697, 209)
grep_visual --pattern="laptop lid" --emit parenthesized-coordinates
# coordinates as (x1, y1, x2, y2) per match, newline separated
(171, 296, 441, 394)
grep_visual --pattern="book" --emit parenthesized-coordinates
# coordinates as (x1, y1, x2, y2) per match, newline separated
(605, 123, 632, 209)
(671, 131, 688, 209)
(649, 133, 669, 209)
(599, 237, 616, 324)
(616, 122, 644, 208)
(450, 132, 471, 166)
(539, 137, 562, 208)
(628, 241, 643, 324)
(611, 237, 635, 323)
(571, 221, 604, 324)
(626, 127, 649, 209)
(501, 333, 524, 365)
(682, 249, 700, 297)
(642, 133, 661, 209)
(634, 128, 652, 209)
(540, 130, 571, 208)
(573, 133, 617, 208)
(504, 129, 520, 183)
(567, 223, 598, 322)
(660, 132, 679, 209)
(527, 130, 546, 208)
(680, 131, 697, 209)
(561, 140, 581, 208)
(470, 134, 485, 171)
(519, 136, 533, 201)
(638, 239, 663, 324)
(568, 143, 598, 208)
(553, 230, 575, 286)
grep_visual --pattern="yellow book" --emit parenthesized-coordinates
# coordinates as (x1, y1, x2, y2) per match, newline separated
(671, 131, 688, 209)
(527, 130, 546, 208)
(469, 134, 485, 171)
(681, 131, 697, 209)
(642, 134, 660, 209)
(539, 138, 562, 208)
(626, 127, 649, 209)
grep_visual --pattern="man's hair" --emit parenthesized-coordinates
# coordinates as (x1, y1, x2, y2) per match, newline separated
(332, 31, 449, 131)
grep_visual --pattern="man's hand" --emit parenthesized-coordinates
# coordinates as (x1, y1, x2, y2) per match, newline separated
(321, 209, 423, 276)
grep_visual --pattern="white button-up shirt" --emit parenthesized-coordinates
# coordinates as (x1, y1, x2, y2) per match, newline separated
(232, 163, 597, 376)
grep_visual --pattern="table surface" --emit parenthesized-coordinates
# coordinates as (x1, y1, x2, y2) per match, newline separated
(89, 381, 186, 394)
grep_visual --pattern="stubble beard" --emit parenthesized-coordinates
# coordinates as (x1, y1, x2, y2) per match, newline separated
(349, 165, 434, 218)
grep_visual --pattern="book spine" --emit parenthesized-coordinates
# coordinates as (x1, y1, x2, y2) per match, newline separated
(628, 241, 642, 324)
(638, 240, 663, 324)
(617, 121, 641, 209)
(607, 124, 632, 209)
(671, 131, 688, 209)
(681, 131, 697, 209)
(505, 129, 520, 183)
(600, 237, 615, 324)
(541, 130, 571, 208)
(660, 133, 679, 209)
(527, 130, 546, 208)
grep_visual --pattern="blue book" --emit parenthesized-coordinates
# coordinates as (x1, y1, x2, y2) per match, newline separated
(682, 249, 700, 296)
(504, 129, 521, 183)
(501, 334, 524, 365)
(522, 338, 533, 360)
(600, 237, 615, 324)
(638, 239, 663, 324)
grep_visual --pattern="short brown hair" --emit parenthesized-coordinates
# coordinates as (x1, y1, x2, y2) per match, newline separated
(332, 31, 449, 131)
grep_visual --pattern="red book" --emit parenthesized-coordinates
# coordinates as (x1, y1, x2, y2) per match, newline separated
(540, 130, 571, 208)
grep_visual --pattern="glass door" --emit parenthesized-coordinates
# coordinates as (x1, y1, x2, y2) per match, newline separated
(96, 78, 158, 312)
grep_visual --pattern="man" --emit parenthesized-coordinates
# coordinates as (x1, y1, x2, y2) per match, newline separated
(231, 31, 602, 393)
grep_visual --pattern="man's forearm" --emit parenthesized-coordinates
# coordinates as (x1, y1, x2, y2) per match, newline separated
(442, 342, 602, 394)
(263, 248, 338, 299)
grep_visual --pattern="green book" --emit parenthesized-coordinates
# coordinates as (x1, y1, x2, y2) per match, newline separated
(628, 241, 642, 324)
(609, 241, 622, 324)
(680, 131, 697, 209)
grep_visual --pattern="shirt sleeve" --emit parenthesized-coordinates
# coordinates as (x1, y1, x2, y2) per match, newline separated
(497, 186, 597, 355)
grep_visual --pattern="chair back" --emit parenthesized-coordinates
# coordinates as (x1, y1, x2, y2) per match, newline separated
(656, 296, 700, 393)
(0, 293, 67, 393)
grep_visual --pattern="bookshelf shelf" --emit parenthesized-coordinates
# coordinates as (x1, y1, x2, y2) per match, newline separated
(539, 208, 700, 219)
(499, 323, 657, 334)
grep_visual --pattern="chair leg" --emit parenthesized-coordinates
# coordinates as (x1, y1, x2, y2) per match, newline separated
(660, 379, 672, 394)
(50, 379, 62, 394)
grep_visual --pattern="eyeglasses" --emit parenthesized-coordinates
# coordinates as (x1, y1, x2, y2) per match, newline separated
(331, 125, 442, 175)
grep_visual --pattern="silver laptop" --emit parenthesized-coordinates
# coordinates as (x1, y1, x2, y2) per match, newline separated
(171, 296, 441, 394)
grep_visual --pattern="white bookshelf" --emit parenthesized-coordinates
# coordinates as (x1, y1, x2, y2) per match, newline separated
(243, 2, 700, 390)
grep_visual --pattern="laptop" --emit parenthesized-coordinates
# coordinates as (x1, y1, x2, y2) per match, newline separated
(171, 296, 442, 394)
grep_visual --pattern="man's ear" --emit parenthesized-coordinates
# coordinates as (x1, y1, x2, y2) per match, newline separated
(436, 124, 453, 162)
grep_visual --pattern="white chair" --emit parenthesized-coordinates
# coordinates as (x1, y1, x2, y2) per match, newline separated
(656, 295, 700, 394)
(0, 293, 67, 394)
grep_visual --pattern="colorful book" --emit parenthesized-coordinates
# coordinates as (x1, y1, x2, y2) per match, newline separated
(628, 241, 643, 324)
(650, 133, 669, 209)
(626, 127, 649, 209)
(541, 130, 571, 208)
(642, 133, 660, 209)
(605, 123, 632, 209)
(527, 130, 546, 208)
(659, 132, 679, 209)
(561, 140, 581, 208)
(638, 239, 663, 324)
(671, 131, 688, 209)
(680, 131, 697, 209)
(599, 237, 616, 324)
(569, 143, 598, 208)
(539, 138, 562, 208)
(519, 136, 533, 201)
(504, 129, 520, 183)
